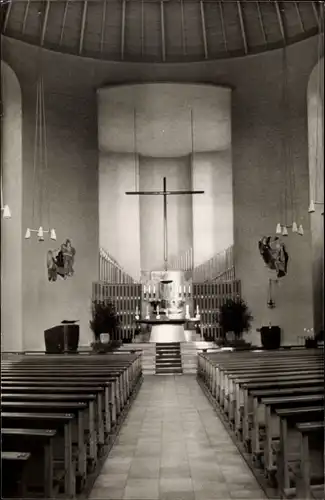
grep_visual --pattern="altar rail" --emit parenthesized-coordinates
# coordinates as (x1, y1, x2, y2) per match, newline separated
(99, 248, 137, 284)
(92, 279, 241, 342)
(93, 282, 142, 342)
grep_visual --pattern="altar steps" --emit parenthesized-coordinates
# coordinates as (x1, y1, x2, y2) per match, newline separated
(155, 343, 183, 374)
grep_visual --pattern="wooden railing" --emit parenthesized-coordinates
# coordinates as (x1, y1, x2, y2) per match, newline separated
(92, 282, 142, 342)
(99, 248, 137, 284)
(92, 279, 241, 343)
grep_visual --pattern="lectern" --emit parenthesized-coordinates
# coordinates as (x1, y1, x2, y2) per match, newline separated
(44, 320, 79, 353)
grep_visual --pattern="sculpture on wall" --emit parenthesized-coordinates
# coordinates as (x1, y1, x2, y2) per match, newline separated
(47, 239, 76, 282)
(258, 236, 289, 278)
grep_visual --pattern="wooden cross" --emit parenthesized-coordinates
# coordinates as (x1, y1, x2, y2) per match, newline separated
(126, 177, 204, 271)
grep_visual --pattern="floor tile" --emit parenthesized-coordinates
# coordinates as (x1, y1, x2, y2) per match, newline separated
(88, 375, 264, 500)
(123, 478, 159, 499)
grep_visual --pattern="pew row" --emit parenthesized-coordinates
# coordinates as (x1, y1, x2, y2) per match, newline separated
(197, 348, 324, 500)
(1, 351, 143, 498)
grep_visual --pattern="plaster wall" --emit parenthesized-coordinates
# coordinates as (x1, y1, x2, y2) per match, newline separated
(308, 58, 324, 334)
(99, 152, 141, 280)
(1, 61, 23, 352)
(192, 150, 233, 266)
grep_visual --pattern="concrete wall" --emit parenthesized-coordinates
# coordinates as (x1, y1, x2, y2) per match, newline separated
(2, 33, 322, 346)
(99, 152, 141, 280)
(1, 61, 23, 352)
(308, 58, 324, 334)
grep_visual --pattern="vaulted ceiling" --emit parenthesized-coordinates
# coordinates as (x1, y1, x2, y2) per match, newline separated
(1, 1, 322, 63)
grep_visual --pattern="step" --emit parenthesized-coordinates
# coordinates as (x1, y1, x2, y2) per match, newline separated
(156, 350, 181, 354)
(156, 361, 182, 367)
(156, 367, 183, 374)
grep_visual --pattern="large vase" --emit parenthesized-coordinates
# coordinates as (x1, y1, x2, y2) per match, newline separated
(260, 326, 281, 349)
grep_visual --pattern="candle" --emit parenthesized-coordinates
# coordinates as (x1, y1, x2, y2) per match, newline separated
(153, 285, 156, 294)
(144, 285, 147, 294)
(148, 285, 151, 295)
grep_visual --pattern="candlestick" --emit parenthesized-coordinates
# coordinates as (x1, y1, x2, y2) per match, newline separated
(156, 304, 160, 319)
(146, 304, 150, 320)
(185, 304, 190, 319)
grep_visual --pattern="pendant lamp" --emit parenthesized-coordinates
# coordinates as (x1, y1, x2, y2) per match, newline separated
(25, 7, 56, 242)
(275, 45, 302, 236)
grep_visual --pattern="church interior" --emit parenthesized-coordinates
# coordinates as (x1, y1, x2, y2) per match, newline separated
(0, 0, 324, 499)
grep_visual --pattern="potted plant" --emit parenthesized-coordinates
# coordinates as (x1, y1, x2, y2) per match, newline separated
(90, 300, 120, 353)
(219, 298, 253, 349)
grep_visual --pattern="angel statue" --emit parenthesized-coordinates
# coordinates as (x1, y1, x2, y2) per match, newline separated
(258, 236, 289, 278)
(47, 239, 76, 282)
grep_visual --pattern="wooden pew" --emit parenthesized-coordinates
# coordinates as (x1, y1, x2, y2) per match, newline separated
(294, 422, 324, 500)
(1, 352, 143, 498)
(196, 350, 323, 499)
(2, 428, 57, 498)
(1, 451, 31, 498)
(1, 393, 98, 466)
(240, 384, 323, 447)
(1, 385, 106, 445)
(237, 377, 324, 443)
(259, 394, 324, 474)
(1, 412, 76, 497)
(1, 401, 88, 487)
(274, 406, 324, 496)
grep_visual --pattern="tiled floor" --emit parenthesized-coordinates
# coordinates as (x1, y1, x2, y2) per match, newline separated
(89, 375, 266, 500)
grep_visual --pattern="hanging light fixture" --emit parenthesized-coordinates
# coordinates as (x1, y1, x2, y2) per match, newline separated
(308, 4, 324, 217)
(275, 44, 301, 236)
(25, 5, 56, 242)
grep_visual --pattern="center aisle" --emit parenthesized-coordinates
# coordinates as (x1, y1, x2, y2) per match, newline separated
(89, 375, 265, 500)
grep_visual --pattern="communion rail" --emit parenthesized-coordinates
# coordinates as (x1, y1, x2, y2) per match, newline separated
(99, 248, 137, 284)
(92, 279, 241, 342)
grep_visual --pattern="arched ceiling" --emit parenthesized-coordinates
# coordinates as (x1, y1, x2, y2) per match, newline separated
(0, 0, 322, 63)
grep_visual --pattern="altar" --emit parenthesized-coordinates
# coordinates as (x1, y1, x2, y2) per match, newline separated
(136, 318, 187, 343)
(138, 269, 200, 343)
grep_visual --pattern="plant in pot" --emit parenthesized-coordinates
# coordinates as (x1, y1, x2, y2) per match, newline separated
(90, 300, 121, 353)
(219, 298, 253, 350)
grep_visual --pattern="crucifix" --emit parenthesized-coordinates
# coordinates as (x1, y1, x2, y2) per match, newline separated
(126, 177, 204, 271)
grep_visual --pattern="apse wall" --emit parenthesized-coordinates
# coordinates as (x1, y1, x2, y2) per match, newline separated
(2, 33, 321, 345)
(99, 152, 141, 281)
(97, 83, 233, 274)
(139, 155, 192, 271)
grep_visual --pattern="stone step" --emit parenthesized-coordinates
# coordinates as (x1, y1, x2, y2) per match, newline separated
(156, 366, 183, 374)
(156, 361, 182, 367)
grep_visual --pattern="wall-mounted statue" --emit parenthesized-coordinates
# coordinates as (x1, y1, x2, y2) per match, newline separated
(47, 239, 76, 282)
(258, 236, 289, 278)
